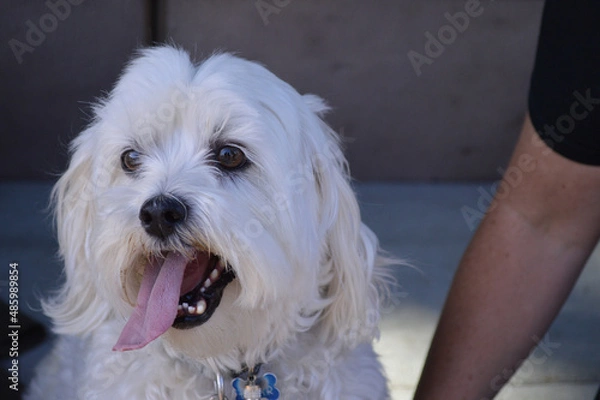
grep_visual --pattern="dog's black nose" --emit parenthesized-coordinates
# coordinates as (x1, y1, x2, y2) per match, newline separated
(139, 195, 187, 239)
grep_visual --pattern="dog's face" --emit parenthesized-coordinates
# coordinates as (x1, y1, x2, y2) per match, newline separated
(50, 47, 382, 369)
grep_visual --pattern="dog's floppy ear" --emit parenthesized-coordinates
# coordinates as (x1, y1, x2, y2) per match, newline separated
(307, 107, 386, 349)
(44, 128, 112, 335)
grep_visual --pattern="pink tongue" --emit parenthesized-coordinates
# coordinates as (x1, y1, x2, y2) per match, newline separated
(113, 252, 188, 351)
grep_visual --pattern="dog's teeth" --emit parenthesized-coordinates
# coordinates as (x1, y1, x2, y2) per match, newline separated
(196, 299, 207, 314)
(187, 305, 196, 314)
(182, 302, 189, 309)
(200, 287, 206, 293)
(210, 268, 220, 280)
(177, 305, 183, 311)
(204, 278, 211, 288)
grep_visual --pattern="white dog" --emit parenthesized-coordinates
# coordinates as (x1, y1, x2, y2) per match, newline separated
(28, 46, 395, 400)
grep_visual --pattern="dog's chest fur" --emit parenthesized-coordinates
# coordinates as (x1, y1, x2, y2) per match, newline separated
(27, 324, 388, 399)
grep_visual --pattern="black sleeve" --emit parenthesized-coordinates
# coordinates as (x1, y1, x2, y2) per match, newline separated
(528, 0, 600, 165)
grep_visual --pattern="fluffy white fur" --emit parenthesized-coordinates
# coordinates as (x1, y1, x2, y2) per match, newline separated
(27, 46, 395, 399)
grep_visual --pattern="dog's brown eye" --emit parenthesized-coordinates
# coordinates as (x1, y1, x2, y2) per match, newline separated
(216, 146, 247, 170)
(121, 149, 142, 172)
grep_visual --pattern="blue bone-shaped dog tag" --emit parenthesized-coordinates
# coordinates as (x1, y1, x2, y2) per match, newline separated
(232, 373, 279, 400)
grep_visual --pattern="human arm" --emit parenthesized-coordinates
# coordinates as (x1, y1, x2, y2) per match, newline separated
(413, 114, 600, 399)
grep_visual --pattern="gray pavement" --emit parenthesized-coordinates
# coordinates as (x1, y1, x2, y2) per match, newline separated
(1, 182, 598, 399)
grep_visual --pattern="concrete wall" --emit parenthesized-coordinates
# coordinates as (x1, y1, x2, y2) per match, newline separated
(0, 0, 149, 180)
(0, 0, 544, 181)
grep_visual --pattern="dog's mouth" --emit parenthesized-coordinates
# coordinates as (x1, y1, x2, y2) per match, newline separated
(174, 253, 235, 329)
(113, 251, 235, 352)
